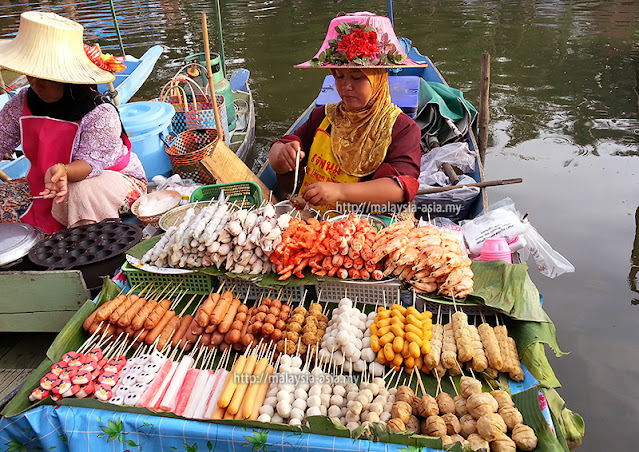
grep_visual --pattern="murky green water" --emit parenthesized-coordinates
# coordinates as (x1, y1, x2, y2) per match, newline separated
(2, 1, 638, 449)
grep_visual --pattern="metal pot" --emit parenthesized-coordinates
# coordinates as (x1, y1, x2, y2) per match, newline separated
(0, 223, 44, 269)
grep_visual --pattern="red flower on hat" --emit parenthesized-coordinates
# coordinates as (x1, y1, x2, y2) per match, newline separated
(84, 43, 126, 73)
(311, 22, 405, 67)
(336, 29, 379, 61)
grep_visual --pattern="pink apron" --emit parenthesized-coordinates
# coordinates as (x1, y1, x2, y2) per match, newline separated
(19, 101, 132, 234)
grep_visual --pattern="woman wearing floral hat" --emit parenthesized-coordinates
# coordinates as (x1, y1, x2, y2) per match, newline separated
(0, 11, 146, 234)
(269, 12, 426, 214)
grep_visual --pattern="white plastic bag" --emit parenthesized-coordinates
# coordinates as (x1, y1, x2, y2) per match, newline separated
(461, 198, 575, 278)
(523, 221, 575, 278)
(461, 198, 528, 255)
(419, 142, 476, 186)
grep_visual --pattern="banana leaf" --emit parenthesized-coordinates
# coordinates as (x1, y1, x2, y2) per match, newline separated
(0, 359, 53, 418)
(512, 387, 570, 452)
(469, 260, 549, 322)
(47, 278, 121, 362)
(543, 388, 585, 449)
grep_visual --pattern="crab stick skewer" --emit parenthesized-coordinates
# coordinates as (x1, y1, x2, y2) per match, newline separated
(204, 351, 231, 419)
(190, 348, 224, 418)
(142, 344, 183, 409)
(158, 338, 201, 412)
(182, 347, 216, 418)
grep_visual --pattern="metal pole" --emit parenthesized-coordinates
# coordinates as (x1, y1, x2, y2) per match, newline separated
(215, 0, 226, 77)
(108, 0, 126, 58)
(388, 0, 394, 25)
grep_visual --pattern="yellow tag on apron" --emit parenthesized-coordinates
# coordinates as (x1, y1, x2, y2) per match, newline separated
(298, 117, 359, 214)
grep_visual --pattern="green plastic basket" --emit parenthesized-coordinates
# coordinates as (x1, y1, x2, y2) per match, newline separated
(121, 261, 215, 295)
(189, 181, 262, 208)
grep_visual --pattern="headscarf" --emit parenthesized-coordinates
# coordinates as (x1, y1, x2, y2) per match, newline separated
(325, 68, 402, 177)
(26, 83, 111, 122)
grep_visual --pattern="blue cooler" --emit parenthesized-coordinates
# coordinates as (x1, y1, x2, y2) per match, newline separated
(315, 75, 420, 118)
(118, 101, 175, 178)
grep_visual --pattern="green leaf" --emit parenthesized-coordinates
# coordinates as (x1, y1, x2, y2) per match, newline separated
(245, 437, 260, 446)
(255, 430, 268, 443)
(118, 435, 123, 443)
(96, 417, 101, 422)
(5, 439, 26, 452)
(97, 434, 105, 438)
(207, 440, 213, 451)
(512, 387, 568, 452)
(58, 435, 68, 444)
(184, 443, 198, 452)
(125, 439, 139, 447)
(171, 448, 178, 451)
(100, 426, 114, 435)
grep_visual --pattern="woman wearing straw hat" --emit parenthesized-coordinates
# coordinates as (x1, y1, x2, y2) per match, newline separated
(0, 11, 146, 234)
(269, 12, 426, 215)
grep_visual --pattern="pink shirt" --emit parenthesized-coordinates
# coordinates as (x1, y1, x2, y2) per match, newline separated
(0, 88, 146, 181)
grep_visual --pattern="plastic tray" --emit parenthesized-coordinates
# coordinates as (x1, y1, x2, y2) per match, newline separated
(217, 274, 305, 305)
(121, 261, 215, 295)
(316, 279, 401, 306)
(189, 181, 262, 208)
(415, 294, 497, 318)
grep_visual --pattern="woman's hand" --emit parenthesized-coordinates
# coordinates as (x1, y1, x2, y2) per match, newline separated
(40, 163, 68, 204)
(269, 141, 305, 174)
(302, 182, 343, 206)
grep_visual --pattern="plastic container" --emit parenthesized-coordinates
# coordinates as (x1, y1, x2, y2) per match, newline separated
(119, 101, 175, 177)
(189, 182, 262, 208)
(121, 261, 215, 295)
(480, 237, 512, 264)
(316, 75, 420, 118)
(184, 52, 236, 132)
(318, 279, 401, 306)
(217, 275, 304, 304)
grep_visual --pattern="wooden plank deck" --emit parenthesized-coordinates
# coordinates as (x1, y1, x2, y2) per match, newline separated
(0, 332, 55, 409)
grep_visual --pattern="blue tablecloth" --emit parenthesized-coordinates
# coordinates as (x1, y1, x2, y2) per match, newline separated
(0, 405, 443, 452)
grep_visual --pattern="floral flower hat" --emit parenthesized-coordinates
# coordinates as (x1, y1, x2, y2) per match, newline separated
(295, 12, 428, 69)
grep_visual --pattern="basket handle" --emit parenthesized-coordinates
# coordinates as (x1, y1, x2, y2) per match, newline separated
(173, 63, 210, 89)
(160, 78, 200, 112)
(159, 83, 189, 111)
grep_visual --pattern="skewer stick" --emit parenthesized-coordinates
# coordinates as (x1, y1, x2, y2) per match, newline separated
(448, 376, 459, 396)
(407, 371, 414, 391)
(179, 294, 198, 317)
(126, 282, 145, 296)
(122, 330, 145, 356)
(414, 367, 427, 397)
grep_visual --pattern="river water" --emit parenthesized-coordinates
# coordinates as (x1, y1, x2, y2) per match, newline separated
(1, 1, 638, 450)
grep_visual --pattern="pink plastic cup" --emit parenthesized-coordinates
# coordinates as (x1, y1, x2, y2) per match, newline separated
(480, 237, 512, 264)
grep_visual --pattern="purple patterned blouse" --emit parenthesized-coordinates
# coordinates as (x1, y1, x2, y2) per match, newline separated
(0, 88, 146, 181)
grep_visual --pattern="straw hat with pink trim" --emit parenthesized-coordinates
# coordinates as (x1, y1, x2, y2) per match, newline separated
(295, 12, 428, 69)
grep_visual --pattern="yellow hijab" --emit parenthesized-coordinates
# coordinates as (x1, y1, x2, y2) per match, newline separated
(325, 68, 402, 177)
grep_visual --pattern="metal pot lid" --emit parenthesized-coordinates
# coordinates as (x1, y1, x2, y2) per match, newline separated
(0, 223, 44, 266)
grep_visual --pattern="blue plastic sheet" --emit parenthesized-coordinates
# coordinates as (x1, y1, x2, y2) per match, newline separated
(0, 405, 444, 452)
